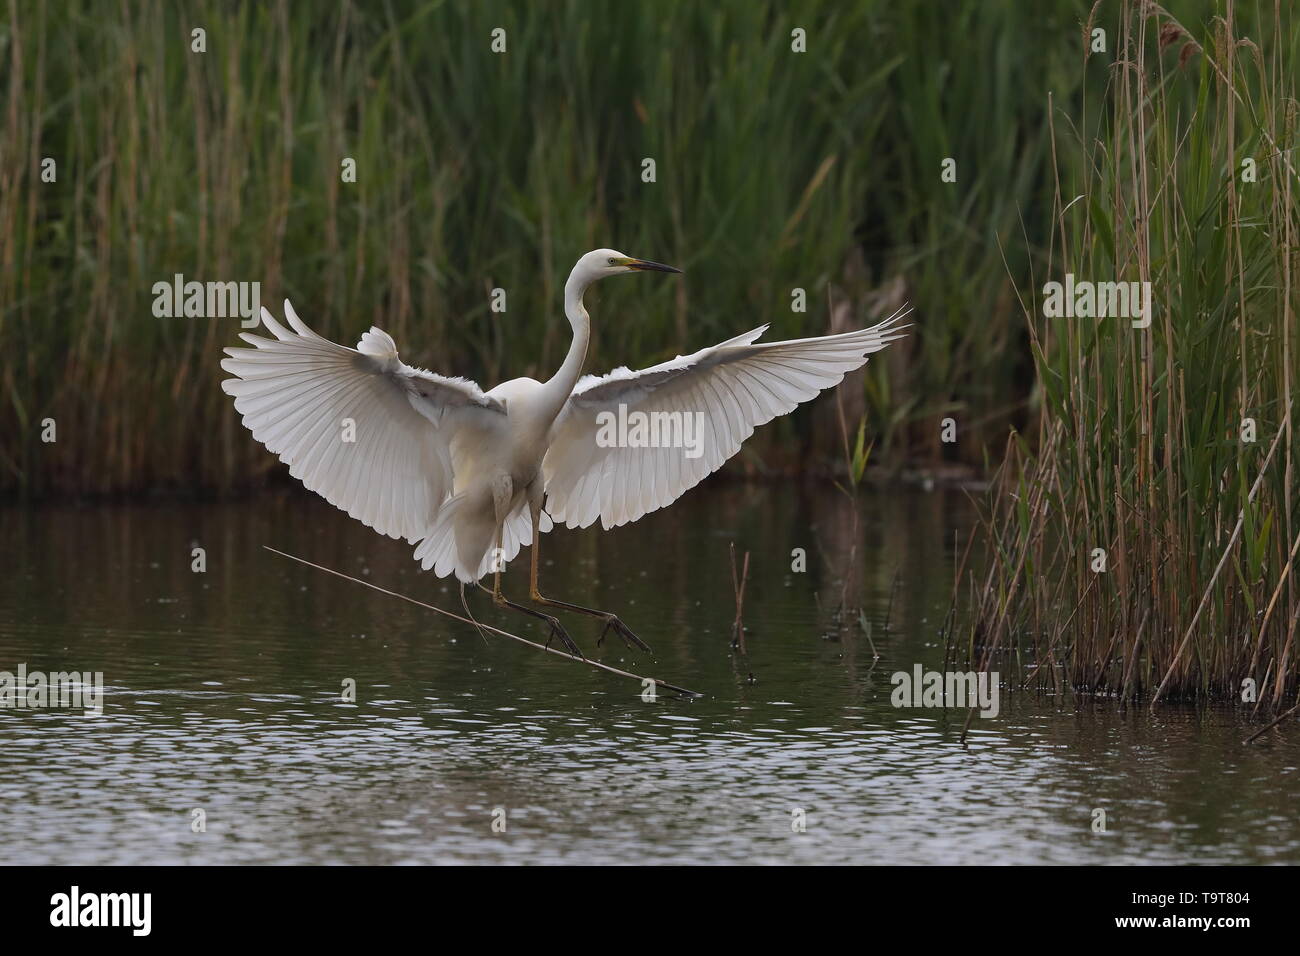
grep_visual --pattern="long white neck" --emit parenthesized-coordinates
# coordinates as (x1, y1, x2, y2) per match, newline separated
(539, 266, 592, 422)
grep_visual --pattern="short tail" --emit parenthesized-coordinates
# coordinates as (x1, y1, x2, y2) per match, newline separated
(413, 496, 553, 583)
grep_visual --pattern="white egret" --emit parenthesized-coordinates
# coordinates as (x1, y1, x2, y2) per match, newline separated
(221, 249, 908, 654)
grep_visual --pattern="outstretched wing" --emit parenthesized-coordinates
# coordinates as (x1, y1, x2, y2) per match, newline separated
(542, 308, 909, 530)
(221, 300, 505, 543)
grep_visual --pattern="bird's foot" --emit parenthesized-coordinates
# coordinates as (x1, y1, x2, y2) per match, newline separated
(543, 617, 585, 659)
(596, 614, 652, 654)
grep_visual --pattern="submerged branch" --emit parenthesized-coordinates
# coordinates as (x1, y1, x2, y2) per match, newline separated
(1243, 700, 1300, 745)
(262, 546, 703, 698)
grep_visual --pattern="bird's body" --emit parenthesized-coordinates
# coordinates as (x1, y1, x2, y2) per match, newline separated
(222, 249, 906, 649)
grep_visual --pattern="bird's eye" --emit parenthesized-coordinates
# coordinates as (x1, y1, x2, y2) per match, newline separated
(607, 257, 616, 265)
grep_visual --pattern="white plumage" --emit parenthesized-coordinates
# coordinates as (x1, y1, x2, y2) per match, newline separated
(545, 320, 907, 530)
(222, 249, 908, 591)
(220, 300, 505, 549)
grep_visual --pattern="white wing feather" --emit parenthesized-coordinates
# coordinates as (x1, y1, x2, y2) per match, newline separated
(221, 300, 504, 544)
(543, 308, 909, 530)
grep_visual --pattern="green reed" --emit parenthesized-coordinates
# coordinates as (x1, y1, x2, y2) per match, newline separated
(961, 0, 1300, 711)
(0, 0, 884, 493)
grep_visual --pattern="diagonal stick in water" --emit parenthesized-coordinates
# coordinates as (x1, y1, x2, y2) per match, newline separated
(1150, 404, 1291, 708)
(1242, 699, 1299, 745)
(262, 546, 703, 698)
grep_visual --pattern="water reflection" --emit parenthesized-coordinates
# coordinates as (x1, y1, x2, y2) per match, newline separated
(1, 485, 1296, 864)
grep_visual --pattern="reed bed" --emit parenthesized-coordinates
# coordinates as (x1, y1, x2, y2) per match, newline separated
(2, 0, 1110, 496)
(958, 0, 1300, 711)
(0, 0, 871, 494)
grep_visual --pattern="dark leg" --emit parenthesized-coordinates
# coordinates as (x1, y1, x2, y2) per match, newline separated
(481, 532, 584, 659)
(527, 505, 652, 654)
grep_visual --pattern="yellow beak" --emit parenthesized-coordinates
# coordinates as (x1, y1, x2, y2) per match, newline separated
(619, 257, 682, 274)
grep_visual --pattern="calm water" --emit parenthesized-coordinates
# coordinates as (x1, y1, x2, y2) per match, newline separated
(2, 485, 1296, 865)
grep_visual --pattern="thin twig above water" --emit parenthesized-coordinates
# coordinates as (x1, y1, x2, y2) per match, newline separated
(263, 546, 703, 698)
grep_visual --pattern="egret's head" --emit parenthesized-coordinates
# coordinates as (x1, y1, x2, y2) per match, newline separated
(574, 248, 682, 285)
